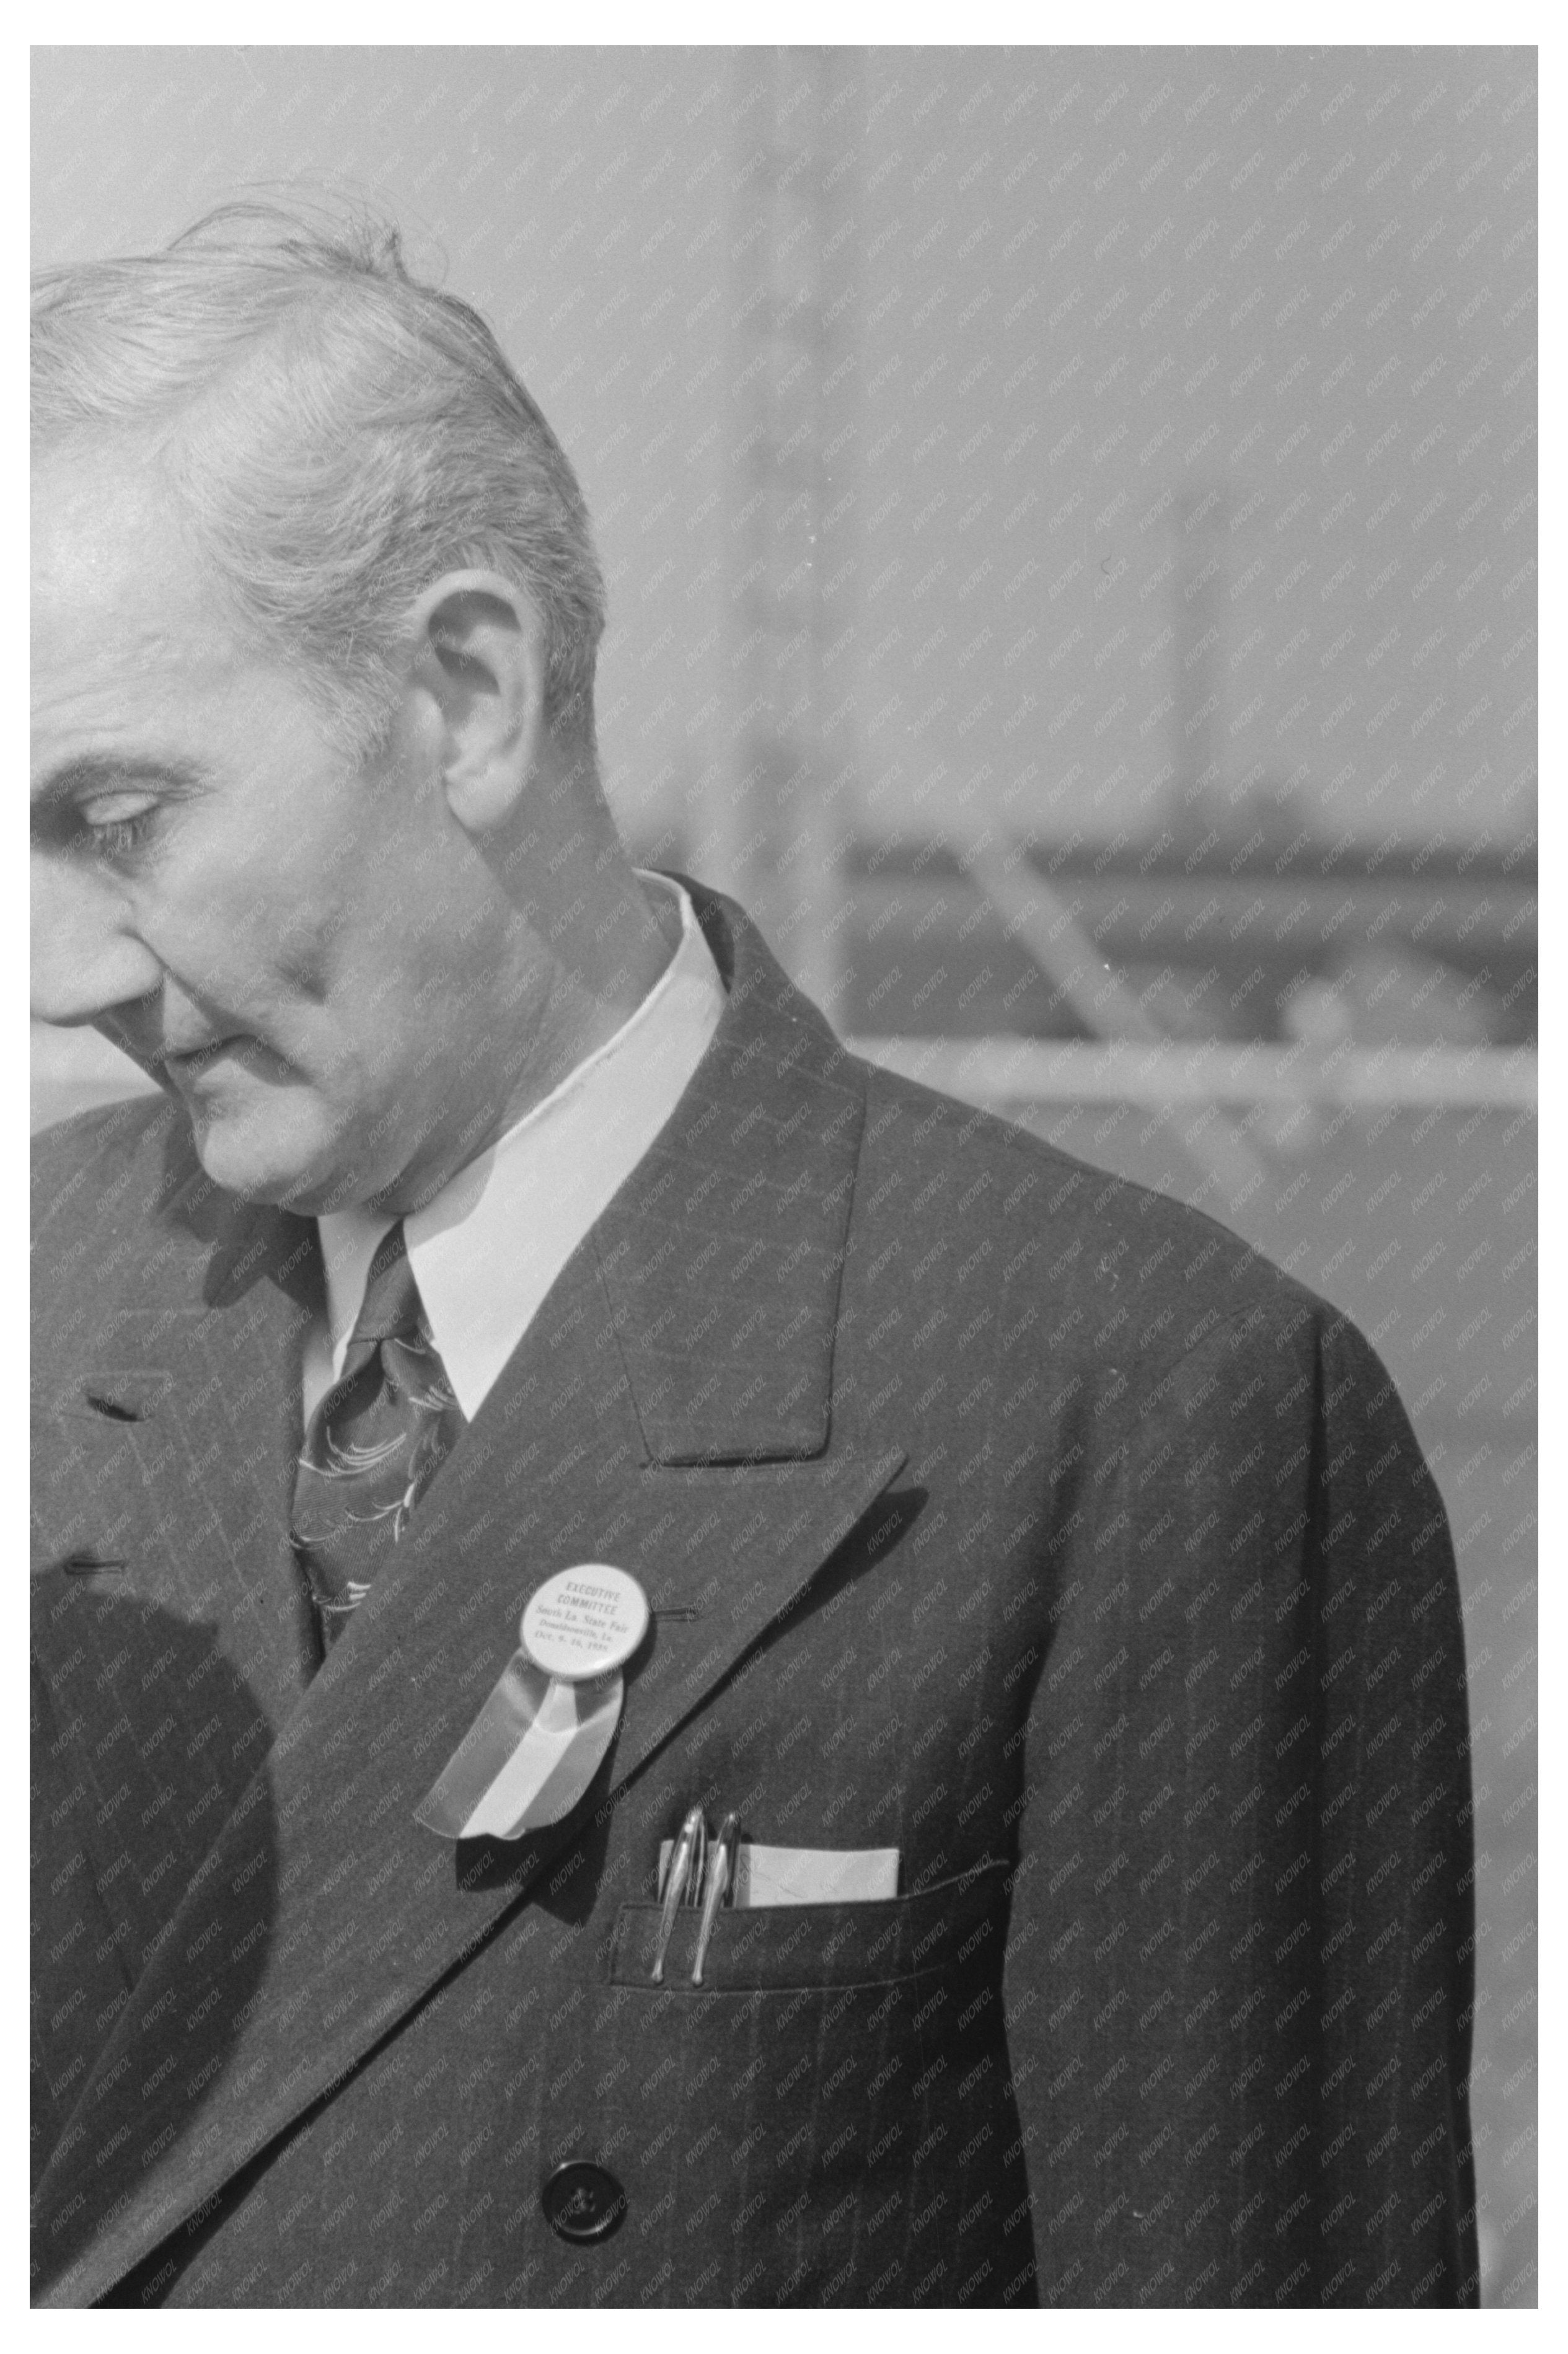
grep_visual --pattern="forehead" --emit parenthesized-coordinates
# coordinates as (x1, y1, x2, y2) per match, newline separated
(32, 443, 284, 769)
(33, 444, 232, 664)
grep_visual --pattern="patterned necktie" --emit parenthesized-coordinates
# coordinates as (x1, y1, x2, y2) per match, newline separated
(291, 1222, 466, 1650)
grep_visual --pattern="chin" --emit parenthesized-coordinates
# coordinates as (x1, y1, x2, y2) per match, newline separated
(187, 1095, 353, 1214)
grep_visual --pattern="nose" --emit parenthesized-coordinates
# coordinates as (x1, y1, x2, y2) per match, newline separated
(30, 852, 162, 1028)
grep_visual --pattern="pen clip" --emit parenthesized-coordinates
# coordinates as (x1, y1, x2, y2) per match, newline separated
(685, 1812, 708, 1908)
(651, 1807, 705, 1985)
(691, 1812, 739, 1986)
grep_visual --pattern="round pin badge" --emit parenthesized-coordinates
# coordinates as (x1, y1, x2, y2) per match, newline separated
(520, 1564, 650, 1682)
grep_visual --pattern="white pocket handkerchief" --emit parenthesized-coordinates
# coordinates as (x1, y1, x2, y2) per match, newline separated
(658, 1840, 900, 1907)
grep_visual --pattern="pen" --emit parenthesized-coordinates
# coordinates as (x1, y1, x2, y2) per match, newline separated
(691, 1811, 739, 1985)
(651, 1805, 705, 1984)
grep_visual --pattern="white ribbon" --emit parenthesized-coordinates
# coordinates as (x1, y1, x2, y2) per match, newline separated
(415, 1651, 625, 1841)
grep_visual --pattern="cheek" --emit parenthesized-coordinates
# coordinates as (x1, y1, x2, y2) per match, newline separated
(232, 838, 367, 1006)
(138, 860, 341, 1021)
(270, 920, 343, 1010)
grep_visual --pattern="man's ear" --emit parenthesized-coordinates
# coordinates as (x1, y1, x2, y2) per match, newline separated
(403, 570, 548, 833)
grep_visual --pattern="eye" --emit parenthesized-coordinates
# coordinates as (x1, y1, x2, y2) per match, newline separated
(77, 788, 161, 858)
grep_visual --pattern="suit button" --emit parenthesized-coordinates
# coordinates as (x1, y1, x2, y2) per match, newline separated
(540, 2160, 627, 2244)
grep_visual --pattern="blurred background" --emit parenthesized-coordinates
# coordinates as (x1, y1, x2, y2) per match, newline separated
(32, 45, 1536, 2304)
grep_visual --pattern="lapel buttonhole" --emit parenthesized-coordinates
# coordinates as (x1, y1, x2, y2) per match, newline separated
(84, 1392, 143, 1423)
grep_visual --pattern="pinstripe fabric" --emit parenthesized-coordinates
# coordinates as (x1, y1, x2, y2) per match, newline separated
(31, 884, 1476, 2306)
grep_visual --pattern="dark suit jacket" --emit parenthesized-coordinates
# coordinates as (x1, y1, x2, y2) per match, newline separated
(30, 882, 1477, 2308)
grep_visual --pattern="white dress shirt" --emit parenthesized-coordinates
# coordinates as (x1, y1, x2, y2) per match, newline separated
(304, 876, 726, 1424)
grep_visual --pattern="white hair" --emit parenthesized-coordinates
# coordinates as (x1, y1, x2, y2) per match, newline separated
(32, 197, 607, 754)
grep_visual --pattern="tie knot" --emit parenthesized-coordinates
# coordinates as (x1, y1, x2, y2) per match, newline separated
(350, 1222, 425, 1347)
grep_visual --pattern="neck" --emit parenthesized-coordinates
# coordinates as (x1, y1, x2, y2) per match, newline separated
(501, 860, 678, 1115)
(363, 858, 676, 1220)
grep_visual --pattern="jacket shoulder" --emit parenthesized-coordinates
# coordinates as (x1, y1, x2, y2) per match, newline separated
(32, 1094, 189, 1240)
(31, 1096, 204, 1359)
(850, 1054, 1336, 1365)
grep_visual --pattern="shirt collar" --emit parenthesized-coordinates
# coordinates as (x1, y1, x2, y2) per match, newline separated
(313, 874, 726, 1419)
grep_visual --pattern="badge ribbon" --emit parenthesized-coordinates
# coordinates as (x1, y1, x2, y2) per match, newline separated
(415, 1564, 650, 1841)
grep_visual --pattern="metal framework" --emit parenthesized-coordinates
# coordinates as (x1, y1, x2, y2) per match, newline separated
(706, 46, 862, 1025)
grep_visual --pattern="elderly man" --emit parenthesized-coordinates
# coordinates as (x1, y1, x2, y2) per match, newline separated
(30, 205, 1478, 2308)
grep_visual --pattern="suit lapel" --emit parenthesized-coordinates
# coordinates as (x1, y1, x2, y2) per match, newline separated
(35, 891, 904, 2308)
(32, 1153, 321, 1724)
(594, 884, 868, 1465)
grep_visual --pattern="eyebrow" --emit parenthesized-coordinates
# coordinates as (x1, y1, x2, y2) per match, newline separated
(30, 753, 204, 819)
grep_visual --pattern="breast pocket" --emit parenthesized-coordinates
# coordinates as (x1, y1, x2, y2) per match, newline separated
(608, 1856, 1008, 1993)
(597, 1861, 1020, 2305)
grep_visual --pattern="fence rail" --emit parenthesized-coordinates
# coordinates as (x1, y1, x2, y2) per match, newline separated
(847, 1036, 1539, 1113)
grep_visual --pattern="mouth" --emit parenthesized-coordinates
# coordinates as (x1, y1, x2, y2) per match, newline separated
(160, 1034, 247, 1080)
